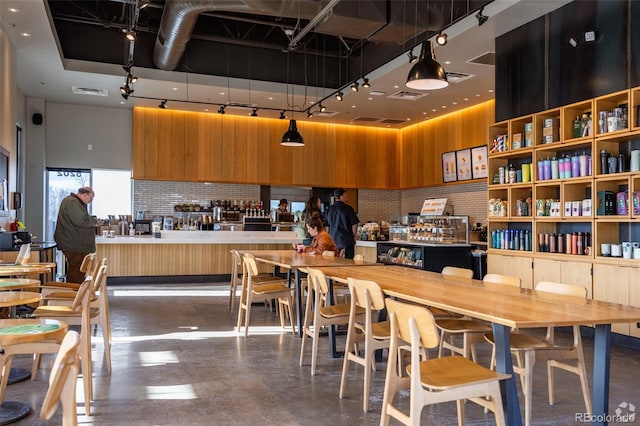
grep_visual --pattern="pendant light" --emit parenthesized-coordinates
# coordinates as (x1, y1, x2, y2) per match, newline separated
(405, 41, 448, 90)
(281, 119, 304, 146)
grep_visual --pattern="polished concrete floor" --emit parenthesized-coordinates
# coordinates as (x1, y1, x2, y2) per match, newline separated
(7, 282, 640, 425)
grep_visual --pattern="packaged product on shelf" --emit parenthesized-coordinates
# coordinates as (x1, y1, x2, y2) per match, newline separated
(633, 192, 640, 215)
(616, 191, 628, 215)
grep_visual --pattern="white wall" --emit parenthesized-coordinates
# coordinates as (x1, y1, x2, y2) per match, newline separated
(45, 103, 131, 169)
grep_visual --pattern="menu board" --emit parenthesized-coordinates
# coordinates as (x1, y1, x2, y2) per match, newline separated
(442, 151, 457, 182)
(456, 149, 472, 181)
(471, 145, 488, 179)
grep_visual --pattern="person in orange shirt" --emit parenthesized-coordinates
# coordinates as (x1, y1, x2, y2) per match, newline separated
(304, 214, 339, 256)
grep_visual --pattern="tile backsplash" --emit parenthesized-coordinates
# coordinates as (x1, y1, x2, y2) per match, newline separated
(133, 180, 488, 225)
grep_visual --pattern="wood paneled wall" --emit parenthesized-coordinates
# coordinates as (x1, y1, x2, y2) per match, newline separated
(133, 108, 399, 189)
(132, 100, 494, 190)
(399, 100, 495, 188)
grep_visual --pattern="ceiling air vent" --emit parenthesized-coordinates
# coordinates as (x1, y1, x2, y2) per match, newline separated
(387, 91, 427, 101)
(379, 118, 407, 124)
(352, 116, 380, 122)
(315, 110, 339, 117)
(467, 51, 495, 66)
(445, 72, 475, 84)
(72, 86, 108, 97)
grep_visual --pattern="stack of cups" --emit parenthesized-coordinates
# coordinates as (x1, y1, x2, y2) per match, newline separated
(630, 150, 640, 172)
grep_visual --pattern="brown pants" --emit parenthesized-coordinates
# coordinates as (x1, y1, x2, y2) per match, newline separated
(64, 251, 88, 284)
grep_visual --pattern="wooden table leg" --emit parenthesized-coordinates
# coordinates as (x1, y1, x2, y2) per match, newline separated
(492, 323, 522, 426)
(295, 269, 303, 338)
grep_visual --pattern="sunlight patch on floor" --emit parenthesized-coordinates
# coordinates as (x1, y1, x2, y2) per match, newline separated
(112, 289, 229, 297)
(112, 326, 292, 343)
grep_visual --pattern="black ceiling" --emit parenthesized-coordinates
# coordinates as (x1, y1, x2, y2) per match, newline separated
(47, 0, 491, 90)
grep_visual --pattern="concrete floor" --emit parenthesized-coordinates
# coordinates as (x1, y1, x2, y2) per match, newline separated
(6, 282, 640, 425)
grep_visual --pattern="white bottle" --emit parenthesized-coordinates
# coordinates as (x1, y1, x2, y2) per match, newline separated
(129, 224, 136, 236)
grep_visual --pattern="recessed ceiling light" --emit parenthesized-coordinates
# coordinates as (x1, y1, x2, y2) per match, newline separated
(386, 125, 391, 128)
(432, 109, 437, 112)
(464, 97, 469, 101)
(442, 105, 447, 109)
(488, 89, 494, 93)
(351, 105, 356, 108)
(120, 101, 125, 105)
(393, 85, 399, 89)
(8, 7, 19, 13)
(204, 108, 209, 112)
(172, 87, 178, 91)
(406, 118, 411, 121)
(452, 102, 458, 105)
(20, 32, 31, 37)
(367, 97, 373, 101)
(476, 94, 481, 97)
(443, 60, 451, 65)
(424, 116, 430, 120)
(219, 91, 225, 95)
(423, 112, 427, 115)
(267, 97, 273, 100)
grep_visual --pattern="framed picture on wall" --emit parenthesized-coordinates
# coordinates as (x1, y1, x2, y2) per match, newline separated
(442, 151, 457, 183)
(456, 149, 472, 181)
(471, 145, 488, 179)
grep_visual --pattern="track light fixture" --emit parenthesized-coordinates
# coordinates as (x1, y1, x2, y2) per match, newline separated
(124, 29, 136, 42)
(159, 99, 167, 109)
(218, 105, 226, 114)
(279, 110, 286, 119)
(476, 6, 489, 26)
(350, 81, 359, 92)
(335, 92, 343, 101)
(406, 41, 449, 90)
(362, 78, 370, 88)
(128, 73, 138, 83)
(319, 104, 327, 112)
(251, 108, 258, 117)
(138, 0, 150, 9)
(435, 32, 448, 46)
(307, 110, 313, 118)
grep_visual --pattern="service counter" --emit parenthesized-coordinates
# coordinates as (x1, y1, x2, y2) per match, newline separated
(96, 231, 301, 279)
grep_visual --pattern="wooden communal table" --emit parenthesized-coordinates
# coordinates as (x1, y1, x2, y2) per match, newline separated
(0, 263, 56, 278)
(0, 318, 68, 424)
(314, 265, 640, 426)
(240, 250, 380, 340)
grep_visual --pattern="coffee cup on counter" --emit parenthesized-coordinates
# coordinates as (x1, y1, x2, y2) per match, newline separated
(622, 241, 632, 259)
(611, 243, 622, 257)
(634, 247, 640, 260)
(600, 243, 611, 257)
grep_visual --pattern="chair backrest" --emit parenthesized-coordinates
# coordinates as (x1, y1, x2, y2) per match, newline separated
(70, 278, 93, 312)
(386, 298, 439, 349)
(321, 250, 335, 257)
(81, 253, 98, 276)
(306, 268, 329, 297)
(338, 248, 346, 258)
(347, 278, 386, 311)
(15, 243, 31, 265)
(535, 281, 587, 299)
(91, 264, 108, 295)
(441, 266, 474, 279)
(353, 254, 364, 262)
(483, 273, 521, 288)
(40, 330, 81, 423)
(242, 254, 260, 278)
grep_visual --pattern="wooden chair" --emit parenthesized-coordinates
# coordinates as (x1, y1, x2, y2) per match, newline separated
(353, 254, 364, 262)
(37, 260, 112, 373)
(41, 253, 97, 292)
(380, 298, 507, 426)
(300, 268, 362, 376)
(32, 277, 94, 416)
(339, 278, 390, 412)
(236, 254, 295, 336)
(40, 330, 81, 426)
(436, 266, 490, 361)
(228, 249, 280, 312)
(484, 281, 591, 426)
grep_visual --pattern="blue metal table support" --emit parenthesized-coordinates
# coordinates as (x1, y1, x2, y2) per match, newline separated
(492, 322, 522, 426)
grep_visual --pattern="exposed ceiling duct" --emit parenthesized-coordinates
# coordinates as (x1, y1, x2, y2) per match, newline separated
(154, 0, 394, 71)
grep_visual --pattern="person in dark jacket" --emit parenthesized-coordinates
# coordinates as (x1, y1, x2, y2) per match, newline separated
(54, 187, 96, 283)
(325, 188, 359, 259)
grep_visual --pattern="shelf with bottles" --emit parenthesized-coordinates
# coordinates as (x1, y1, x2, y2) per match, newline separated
(594, 221, 640, 260)
(509, 114, 535, 150)
(594, 89, 630, 137)
(533, 144, 593, 182)
(594, 177, 631, 218)
(509, 186, 533, 218)
(487, 221, 533, 252)
(534, 220, 593, 257)
(561, 99, 594, 143)
(488, 120, 510, 155)
(631, 87, 640, 130)
(595, 137, 640, 178)
(488, 154, 533, 186)
(534, 108, 561, 147)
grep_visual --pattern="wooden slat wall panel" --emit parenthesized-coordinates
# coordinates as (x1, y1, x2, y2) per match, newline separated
(132, 102, 492, 189)
(184, 112, 199, 181)
(96, 243, 293, 276)
(210, 114, 224, 182)
(197, 113, 212, 181)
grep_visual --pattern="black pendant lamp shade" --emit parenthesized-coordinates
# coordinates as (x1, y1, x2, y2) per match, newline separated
(281, 119, 304, 146)
(405, 41, 449, 90)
